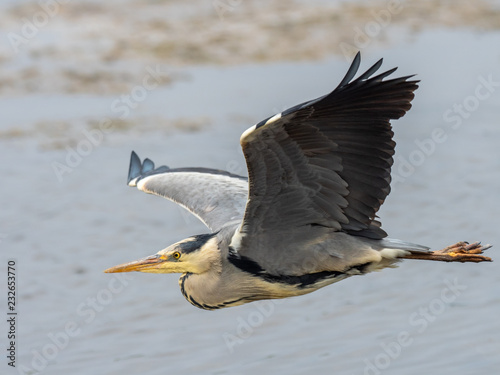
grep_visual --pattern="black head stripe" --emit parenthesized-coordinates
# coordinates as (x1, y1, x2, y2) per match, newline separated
(179, 233, 216, 254)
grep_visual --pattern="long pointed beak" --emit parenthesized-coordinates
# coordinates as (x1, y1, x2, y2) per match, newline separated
(104, 254, 166, 273)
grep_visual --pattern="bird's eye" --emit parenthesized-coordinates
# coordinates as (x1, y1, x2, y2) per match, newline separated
(172, 252, 181, 260)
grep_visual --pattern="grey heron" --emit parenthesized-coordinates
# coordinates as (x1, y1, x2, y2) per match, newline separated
(105, 53, 491, 310)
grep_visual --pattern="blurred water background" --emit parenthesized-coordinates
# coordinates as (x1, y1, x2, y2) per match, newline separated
(1, 1, 499, 374)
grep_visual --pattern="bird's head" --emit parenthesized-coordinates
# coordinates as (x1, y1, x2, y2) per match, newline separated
(104, 233, 220, 275)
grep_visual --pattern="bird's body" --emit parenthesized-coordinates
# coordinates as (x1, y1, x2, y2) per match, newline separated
(105, 53, 491, 310)
(177, 230, 415, 310)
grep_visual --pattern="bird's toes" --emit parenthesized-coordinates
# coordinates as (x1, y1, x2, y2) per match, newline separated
(462, 241, 492, 254)
(435, 241, 468, 254)
(433, 241, 492, 262)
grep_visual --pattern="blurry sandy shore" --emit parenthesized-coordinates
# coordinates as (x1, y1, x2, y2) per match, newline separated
(0, 1, 499, 375)
(1, 0, 500, 96)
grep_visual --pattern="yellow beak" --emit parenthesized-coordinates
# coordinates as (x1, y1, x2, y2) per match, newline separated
(104, 254, 166, 273)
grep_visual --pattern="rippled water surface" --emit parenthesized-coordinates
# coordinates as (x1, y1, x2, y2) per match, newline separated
(1, 1, 500, 374)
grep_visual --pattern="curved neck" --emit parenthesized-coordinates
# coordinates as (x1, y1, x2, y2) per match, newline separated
(178, 259, 261, 310)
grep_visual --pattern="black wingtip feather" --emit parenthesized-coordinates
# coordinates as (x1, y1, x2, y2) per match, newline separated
(337, 51, 361, 88)
(141, 158, 155, 174)
(353, 58, 384, 82)
(128, 151, 142, 184)
(369, 66, 397, 82)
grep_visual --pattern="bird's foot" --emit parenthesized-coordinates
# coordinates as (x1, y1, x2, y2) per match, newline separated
(430, 241, 492, 263)
(404, 241, 492, 263)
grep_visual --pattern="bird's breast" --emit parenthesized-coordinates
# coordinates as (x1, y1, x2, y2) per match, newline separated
(178, 272, 254, 310)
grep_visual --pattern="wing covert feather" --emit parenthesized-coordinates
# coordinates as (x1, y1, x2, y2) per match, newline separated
(234, 53, 418, 272)
(128, 152, 248, 232)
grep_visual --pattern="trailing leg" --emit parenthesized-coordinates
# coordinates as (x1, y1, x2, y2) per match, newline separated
(402, 241, 492, 263)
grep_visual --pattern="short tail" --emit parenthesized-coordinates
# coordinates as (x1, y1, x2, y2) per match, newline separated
(403, 241, 492, 263)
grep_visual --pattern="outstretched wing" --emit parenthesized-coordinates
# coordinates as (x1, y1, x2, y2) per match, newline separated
(127, 151, 248, 232)
(233, 53, 418, 268)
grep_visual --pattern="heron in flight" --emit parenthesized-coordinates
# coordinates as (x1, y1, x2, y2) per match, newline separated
(105, 53, 491, 310)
